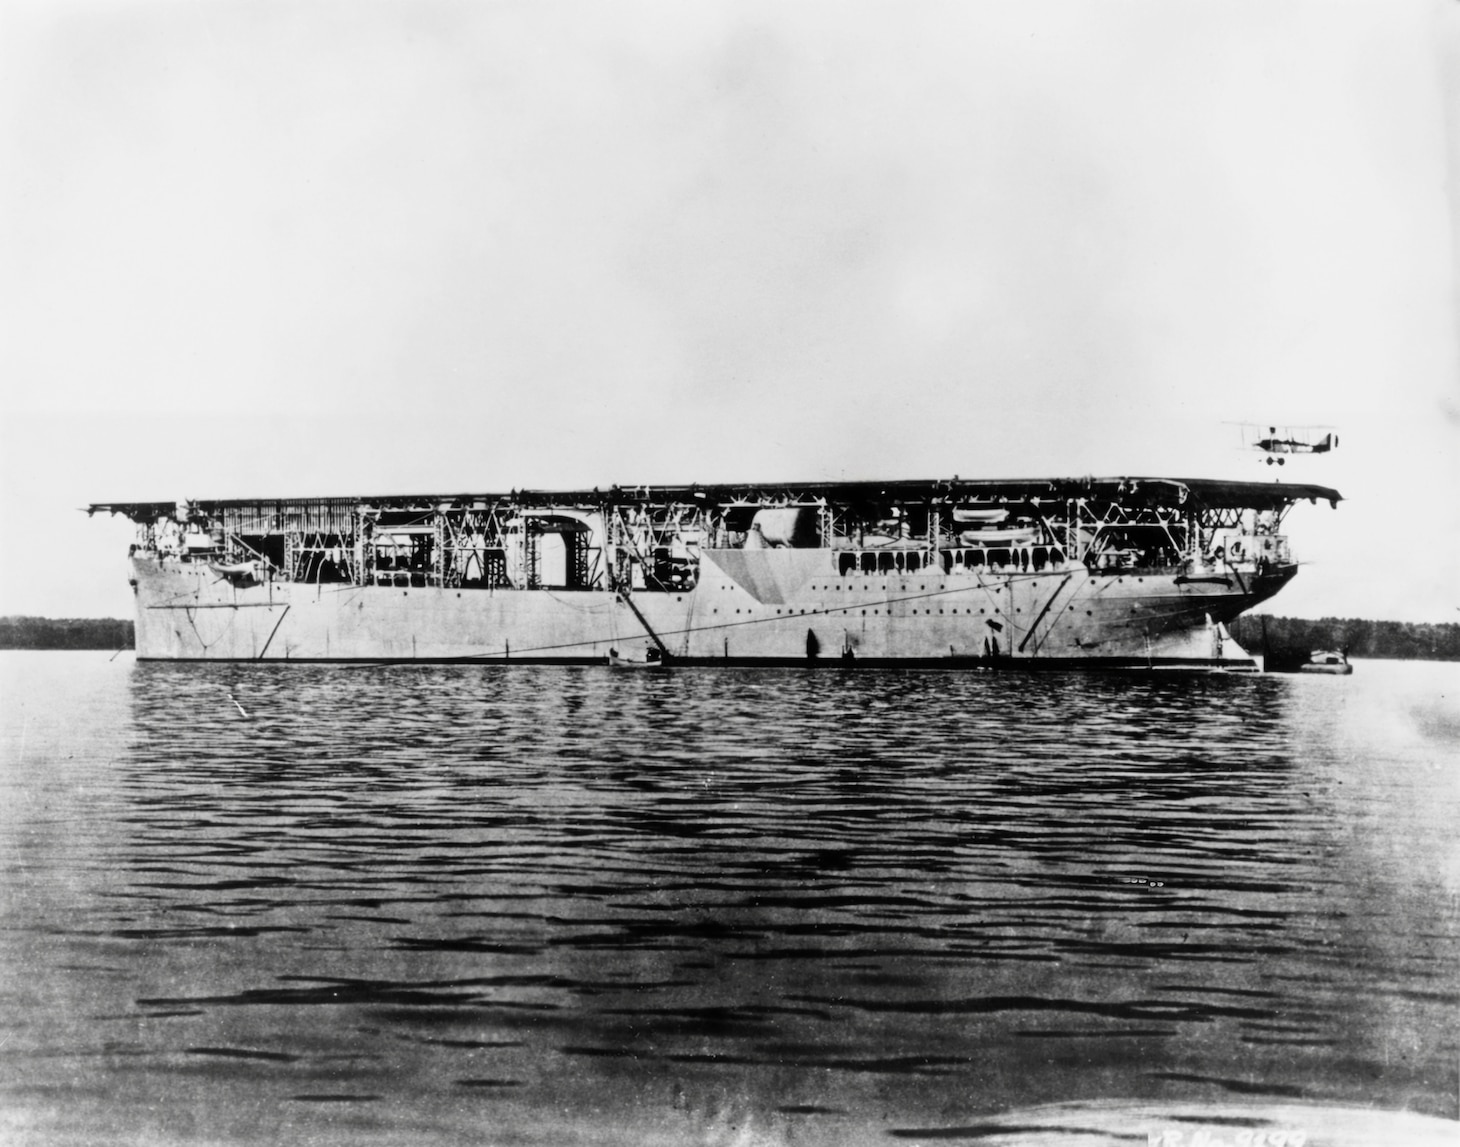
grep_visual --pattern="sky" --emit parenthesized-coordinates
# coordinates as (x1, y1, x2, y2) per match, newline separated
(2, 0, 1457, 622)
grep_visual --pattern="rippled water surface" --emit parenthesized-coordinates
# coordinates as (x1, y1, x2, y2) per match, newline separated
(2, 653, 1457, 1145)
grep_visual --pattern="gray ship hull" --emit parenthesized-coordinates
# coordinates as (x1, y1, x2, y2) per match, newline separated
(130, 549, 1286, 669)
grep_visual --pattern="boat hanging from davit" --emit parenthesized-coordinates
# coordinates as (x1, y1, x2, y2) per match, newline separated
(88, 475, 1341, 670)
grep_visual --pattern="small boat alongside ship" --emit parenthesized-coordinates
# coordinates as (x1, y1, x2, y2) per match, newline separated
(1253, 616, 1356, 675)
(1299, 649, 1353, 675)
(607, 645, 667, 670)
(89, 474, 1341, 669)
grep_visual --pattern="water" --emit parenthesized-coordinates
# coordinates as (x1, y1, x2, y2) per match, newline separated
(2, 653, 1457, 1146)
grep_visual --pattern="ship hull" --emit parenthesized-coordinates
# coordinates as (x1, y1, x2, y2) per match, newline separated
(130, 550, 1291, 670)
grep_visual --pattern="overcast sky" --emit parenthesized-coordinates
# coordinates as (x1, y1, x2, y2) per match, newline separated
(2, 0, 1457, 622)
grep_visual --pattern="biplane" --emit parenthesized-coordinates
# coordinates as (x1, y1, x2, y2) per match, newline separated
(1240, 424, 1339, 465)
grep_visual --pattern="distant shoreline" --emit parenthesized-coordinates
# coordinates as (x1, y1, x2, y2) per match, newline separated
(4, 614, 1458, 661)
(1228, 615, 1460, 663)
(1, 617, 134, 651)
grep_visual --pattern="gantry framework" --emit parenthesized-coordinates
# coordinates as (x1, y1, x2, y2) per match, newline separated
(89, 476, 1341, 592)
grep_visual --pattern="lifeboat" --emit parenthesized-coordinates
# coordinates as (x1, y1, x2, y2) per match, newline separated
(958, 527, 1039, 547)
(952, 508, 1008, 525)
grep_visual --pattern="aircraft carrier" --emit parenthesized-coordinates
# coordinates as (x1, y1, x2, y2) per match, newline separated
(90, 475, 1341, 668)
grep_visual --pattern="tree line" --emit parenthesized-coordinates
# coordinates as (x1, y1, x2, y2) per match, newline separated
(3, 613, 1458, 660)
(0, 617, 135, 650)
(1229, 615, 1460, 662)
